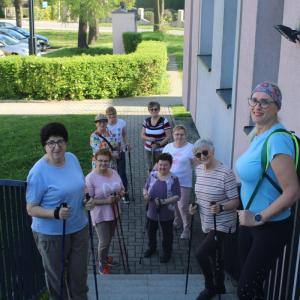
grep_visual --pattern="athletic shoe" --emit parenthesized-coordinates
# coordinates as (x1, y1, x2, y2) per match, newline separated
(173, 223, 180, 230)
(143, 248, 156, 258)
(107, 256, 119, 267)
(196, 287, 217, 300)
(160, 254, 171, 263)
(122, 192, 131, 204)
(180, 229, 190, 239)
(99, 266, 110, 275)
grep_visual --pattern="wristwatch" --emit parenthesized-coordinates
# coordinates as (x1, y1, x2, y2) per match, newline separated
(254, 213, 263, 223)
(219, 204, 224, 213)
(157, 143, 161, 148)
(163, 199, 166, 205)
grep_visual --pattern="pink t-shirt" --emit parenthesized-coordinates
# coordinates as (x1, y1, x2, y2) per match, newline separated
(86, 170, 125, 225)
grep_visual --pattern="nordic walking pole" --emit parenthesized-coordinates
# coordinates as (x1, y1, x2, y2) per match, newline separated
(139, 203, 149, 265)
(114, 193, 131, 274)
(60, 202, 67, 300)
(185, 203, 196, 294)
(210, 201, 221, 300)
(156, 198, 162, 262)
(111, 197, 126, 273)
(85, 193, 99, 300)
(128, 152, 135, 202)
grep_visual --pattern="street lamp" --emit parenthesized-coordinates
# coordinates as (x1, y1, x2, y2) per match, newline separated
(28, 0, 37, 55)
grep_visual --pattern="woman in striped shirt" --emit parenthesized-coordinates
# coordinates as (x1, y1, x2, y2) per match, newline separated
(190, 138, 239, 300)
(141, 101, 171, 171)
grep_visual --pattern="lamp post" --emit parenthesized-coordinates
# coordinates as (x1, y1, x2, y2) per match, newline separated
(28, 0, 37, 55)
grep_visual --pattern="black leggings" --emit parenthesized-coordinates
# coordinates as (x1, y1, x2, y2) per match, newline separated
(195, 230, 227, 289)
(237, 217, 293, 300)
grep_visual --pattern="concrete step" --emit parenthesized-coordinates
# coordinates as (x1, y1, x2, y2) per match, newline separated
(87, 274, 238, 300)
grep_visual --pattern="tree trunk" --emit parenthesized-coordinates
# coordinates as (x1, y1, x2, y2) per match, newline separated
(15, 0, 22, 27)
(154, 0, 160, 31)
(160, 0, 164, 20)
(88, 13, 98, 45)
(78, 18, 89, 49)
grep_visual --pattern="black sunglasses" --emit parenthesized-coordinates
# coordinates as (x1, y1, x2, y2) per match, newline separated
(195, 150, 209, 158)
(150, 108, 159, 112)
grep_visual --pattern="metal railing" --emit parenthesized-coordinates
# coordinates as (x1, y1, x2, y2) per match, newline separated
(0, 180, 46, 300)
(223, 184, 300, 300)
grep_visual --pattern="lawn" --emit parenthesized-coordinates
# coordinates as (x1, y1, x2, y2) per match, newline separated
(0, 114, 100, 180)
(171, 104, 191, 118)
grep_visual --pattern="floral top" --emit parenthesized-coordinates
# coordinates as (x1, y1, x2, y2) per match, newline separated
(90, 130, 117, 170)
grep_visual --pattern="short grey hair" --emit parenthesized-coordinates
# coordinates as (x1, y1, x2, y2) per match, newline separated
(192, 138, 214, 156)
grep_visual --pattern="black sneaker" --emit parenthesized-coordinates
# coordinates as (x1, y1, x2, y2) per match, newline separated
(160, 254, 171, 263)
(122, 192, 131, 204)
(143, 249, 156, 258)
(196, 287, 217, 300)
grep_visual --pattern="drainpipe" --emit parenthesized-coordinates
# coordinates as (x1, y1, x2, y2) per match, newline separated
(230, 0, 243, 169)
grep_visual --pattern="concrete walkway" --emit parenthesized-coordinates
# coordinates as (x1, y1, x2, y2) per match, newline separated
(0, 55, 206, 276)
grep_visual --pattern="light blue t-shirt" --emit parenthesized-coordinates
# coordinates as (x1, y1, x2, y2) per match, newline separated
(235, 123, 295, 221)
(26, 152, 87, 235)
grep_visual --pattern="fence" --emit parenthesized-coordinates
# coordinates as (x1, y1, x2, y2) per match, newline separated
(223, 184, 300, 300)
(0, 180, 46, 300)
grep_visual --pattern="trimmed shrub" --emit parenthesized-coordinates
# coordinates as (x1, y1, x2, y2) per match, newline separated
(164, 12, 172, 22)
(144, 11, 154, 22)
(122, 32, 142, 54)
(0, 41, 168, 100)
(173, 13, 178, 21)
(141, 31, 164, 41)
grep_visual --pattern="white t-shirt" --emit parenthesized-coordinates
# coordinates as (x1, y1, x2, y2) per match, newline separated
(163, 142, 194, 187)
(107, 119, 126, 152)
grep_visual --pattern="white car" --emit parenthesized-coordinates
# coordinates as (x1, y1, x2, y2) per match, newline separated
(0, 34, 41, 56)
(0, 49, 4, 57)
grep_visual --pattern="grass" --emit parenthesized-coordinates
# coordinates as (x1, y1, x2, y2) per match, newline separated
(0, 114, 101, 180)
(171, 104, 191, 118)
(43, 46, 112, 57)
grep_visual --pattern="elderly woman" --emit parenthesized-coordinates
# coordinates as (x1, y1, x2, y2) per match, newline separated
(190, 138, 239, 300)
(90, 113, 119, 171)
(26, 122, 94, 300)
(235, 82, 300, 300)
(141, 101, 171, 171)
(86, 148, 125, 275)
(106, 106, 132, 203)
(152, 125, 199, 239)
(143, 153, 181, 263)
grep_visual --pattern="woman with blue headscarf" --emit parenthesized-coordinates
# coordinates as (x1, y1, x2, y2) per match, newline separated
(235, 82, 300, 300)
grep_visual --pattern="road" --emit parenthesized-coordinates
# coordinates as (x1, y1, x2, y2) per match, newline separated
(18, 20, 184, 35)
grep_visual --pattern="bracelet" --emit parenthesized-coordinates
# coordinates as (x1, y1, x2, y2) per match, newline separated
(54, 207, 60, 219)
(126, 143, 130, 146)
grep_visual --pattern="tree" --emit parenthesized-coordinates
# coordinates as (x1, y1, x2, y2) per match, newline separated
(14, 0, 22, 27)
(153, 0, 160, 31)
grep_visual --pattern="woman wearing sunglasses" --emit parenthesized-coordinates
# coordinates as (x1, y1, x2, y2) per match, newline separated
(152, 125, 199, 239)
(235, 82, 300, 300)
(141, 101, 171, 171)
(190, 138, 239, 300)
(90, 113, 120, 171)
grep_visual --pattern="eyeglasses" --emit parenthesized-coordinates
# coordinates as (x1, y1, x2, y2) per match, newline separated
(174, 133, 185, 137)
(96, 120, 108, 124)
(107, 113, 116, 116)
(96, 160, 110, 163)
(248, 98, 276, 109)
(195, 150, 209, 158)
(150, 108, 159, 112)
(46, 139, 66, 148)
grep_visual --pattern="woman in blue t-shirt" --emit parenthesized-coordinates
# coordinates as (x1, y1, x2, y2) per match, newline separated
(26, 122, 94, 300)
(235, 82, 300, 300)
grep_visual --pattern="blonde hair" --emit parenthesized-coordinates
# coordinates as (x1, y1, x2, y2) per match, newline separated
(106, 106, 117, 114)
(173, 125, 186, 134)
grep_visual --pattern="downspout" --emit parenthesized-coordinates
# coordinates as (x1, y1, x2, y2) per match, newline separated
(230, 0, 243, 169)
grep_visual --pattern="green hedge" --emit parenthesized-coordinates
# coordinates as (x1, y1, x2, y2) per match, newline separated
(0, 41, 168, 100)
(122, 32, 142, 54)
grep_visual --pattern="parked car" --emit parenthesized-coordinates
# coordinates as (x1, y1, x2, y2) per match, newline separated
(0, 29, 42, 52)
(0, 21, 16, 27)
(0, 34, 41, 56)
(3, 27, 50, 50)
(0, 50, 4, 57)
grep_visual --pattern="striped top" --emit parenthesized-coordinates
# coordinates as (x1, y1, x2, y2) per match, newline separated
(195, 163, 238, 233)
(143, 116, 171, 151)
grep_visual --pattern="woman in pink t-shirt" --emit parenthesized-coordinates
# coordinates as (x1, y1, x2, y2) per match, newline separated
(86, 148, 125, 275)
